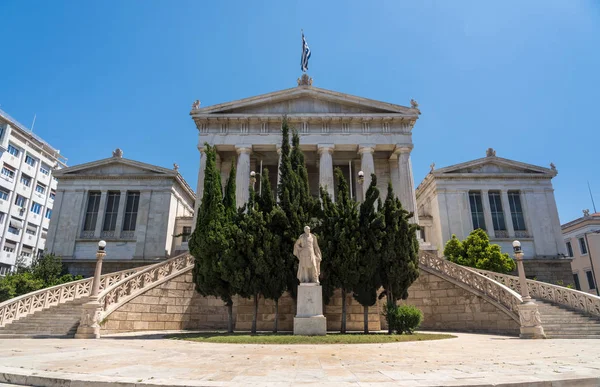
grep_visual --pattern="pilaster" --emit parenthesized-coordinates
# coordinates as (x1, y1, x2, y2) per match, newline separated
(501, 190, 515, 238)
(93, 191, 108, 238)
(235, 145, 252, 209)
(318, 144, 335, 201)
(114, 190, 128, 237)
(481, 189, 494, 237)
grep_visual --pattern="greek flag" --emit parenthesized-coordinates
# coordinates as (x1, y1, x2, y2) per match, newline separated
(301, 31, 311, 72)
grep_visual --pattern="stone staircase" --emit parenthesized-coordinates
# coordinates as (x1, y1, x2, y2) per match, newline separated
(535, 299, 600, 339)
(0, 298, 85, 338)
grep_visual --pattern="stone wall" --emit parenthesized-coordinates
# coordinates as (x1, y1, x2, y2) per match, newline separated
(64, 260, 160, 277)
(101, 268, 519, 336)
(520, 259, 574, 286)
(401, 270, 520, 335)
(100, 271, 232, 334)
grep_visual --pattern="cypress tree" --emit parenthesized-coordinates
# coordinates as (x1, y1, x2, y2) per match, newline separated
(353, 173, 385, 333)
(319, 168, 360, 333)
(223, 160, 237, 218)
(379, 182, 420, 334)
(189, 144, 235, 332)
(257, 169, 287, 332)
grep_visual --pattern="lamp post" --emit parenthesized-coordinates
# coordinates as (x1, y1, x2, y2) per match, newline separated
(512, 240, 546, 339)
(75, 240, 107, 339)
(357, 170, 364, 185)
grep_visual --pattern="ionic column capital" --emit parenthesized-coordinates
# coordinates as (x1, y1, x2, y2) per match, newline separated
(358, 144, 376, 154)
(317, 144, 335, 155)
(394, 143, 414, 154)
(235, 145, 252, 155)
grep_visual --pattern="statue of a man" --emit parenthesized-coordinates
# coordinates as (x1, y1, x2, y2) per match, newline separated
(293, 226, 322, 284)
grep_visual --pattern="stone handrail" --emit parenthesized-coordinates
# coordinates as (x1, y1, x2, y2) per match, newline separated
(419, 252, 522, 320)
(98, 253, 194, 318)
(0, 267, 141, 327)
(474, 268, 600, 317)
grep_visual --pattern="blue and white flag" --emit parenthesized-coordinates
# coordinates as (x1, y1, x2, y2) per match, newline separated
(301, 31, 311, 72)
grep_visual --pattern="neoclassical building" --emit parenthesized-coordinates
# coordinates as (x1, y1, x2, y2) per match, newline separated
(46, 149, 195, 275)
(190, 75, 422, 225)
(416, 149, 572, 283)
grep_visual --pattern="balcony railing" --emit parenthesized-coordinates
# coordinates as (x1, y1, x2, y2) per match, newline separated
(515, 230, 530, 238)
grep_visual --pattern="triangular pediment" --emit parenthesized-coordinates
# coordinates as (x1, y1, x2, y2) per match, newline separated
(192, 86, 418, 116)
(434, 156, 556, 177)
(54, 157, 175, 178)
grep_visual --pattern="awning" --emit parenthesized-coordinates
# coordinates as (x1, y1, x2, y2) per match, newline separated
(26, 223, 37, 233)
(21, 245, 32, 253)
(10, 218, 23, 230)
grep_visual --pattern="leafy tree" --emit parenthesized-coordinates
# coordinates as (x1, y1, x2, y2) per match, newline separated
(379, 183, 420, 334)
(0, 254, 82, 303)
(443, 229, 516, 274)
(319, 168, 361, 333)
(353, 174, 385, 333)
(189, 143, 236, 332)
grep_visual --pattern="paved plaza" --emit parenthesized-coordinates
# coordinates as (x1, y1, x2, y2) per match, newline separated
(0, 332, 599, 386)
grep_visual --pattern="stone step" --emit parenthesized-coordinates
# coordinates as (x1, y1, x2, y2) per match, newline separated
(545, 334, 600, 339)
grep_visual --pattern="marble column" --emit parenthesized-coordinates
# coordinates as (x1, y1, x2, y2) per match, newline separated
(358, 145, 375, 201)
(394, 144, 419, 225)
(318, 144, 335, 201)
(192, 146, 206, 231)
(501, 190, 515, 238)
(481, 189, 495, 237)
(235, 145, 252, 209)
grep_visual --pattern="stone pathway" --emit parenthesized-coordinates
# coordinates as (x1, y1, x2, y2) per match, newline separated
(0, 331, 599, 386)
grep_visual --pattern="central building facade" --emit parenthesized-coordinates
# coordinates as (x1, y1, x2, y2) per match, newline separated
(190, 76, 422, 221)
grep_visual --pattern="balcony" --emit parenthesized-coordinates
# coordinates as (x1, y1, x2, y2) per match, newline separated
(494, 230, 509, 239)
(515, 230, 531, 238)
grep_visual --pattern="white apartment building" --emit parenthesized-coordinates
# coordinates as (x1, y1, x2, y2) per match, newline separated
(0, 109, 67, 275)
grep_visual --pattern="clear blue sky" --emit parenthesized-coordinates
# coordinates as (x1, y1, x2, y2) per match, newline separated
(1, 1, 599, 224)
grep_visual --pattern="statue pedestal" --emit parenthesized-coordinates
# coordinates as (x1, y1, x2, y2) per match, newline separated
(294, 284, 326, 336)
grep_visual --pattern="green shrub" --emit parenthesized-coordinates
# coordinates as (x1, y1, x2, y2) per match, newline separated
(384, 304, 423, 334)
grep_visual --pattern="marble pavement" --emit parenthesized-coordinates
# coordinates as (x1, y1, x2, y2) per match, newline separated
(1, 331, 600, 386)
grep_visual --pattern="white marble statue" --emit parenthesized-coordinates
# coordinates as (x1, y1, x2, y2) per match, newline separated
(293, 226, 322, 284)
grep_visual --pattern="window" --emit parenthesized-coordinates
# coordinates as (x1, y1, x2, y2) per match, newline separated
(3, 243, 15, 253)
(40, 163, 50, 176)
(20, 174, 31, 187)
(573, 273, 581, 291)
(0, 188, 8, 200)
(586, 271, 596, 290)
(469, 191, 486, 231)
(21, 247, 32, 258)
(45, 208, 52, 219)
(49, 190, 56, 200)
(8, 225, 19, 235)
(0, 264, 10, 276)
(488, 191, 506, 231)
(25, 155, 36, 167)
(26, 223, 37, 236)
(35, 183, 46, 194)
(30, 202, 42, 214)
(83, 192, 101, 231)
(1, 165, 15, 179)
(102, 192, 120, 231)
(579, 237, 588, 255)
(122, 192, 140, 231)
(508, 191, 526, 231)
(7, 144, 20, 157)
(182, 226, 192, 243)
(566, 241, 574, 257)
(14, 194, 26, 208)
(0, 212, 5, 224)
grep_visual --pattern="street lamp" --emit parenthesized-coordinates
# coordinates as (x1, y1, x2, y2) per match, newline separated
(512, 240, 546, 339)
(75, 240, 107, 339)
(250, 170, 256, 186)
(357, 170, 364, 185)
